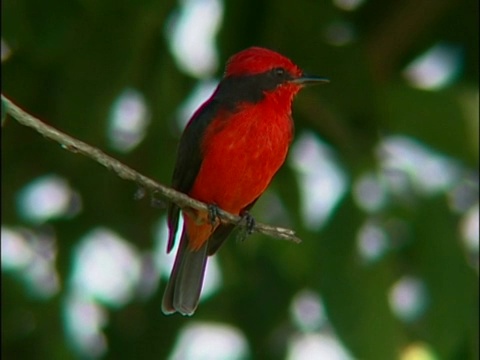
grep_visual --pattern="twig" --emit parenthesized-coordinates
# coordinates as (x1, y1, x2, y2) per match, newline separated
(1, 94, 301, 244)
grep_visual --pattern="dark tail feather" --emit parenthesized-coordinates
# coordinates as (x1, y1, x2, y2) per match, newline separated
(207, 223, 235, 255)
(162, 228, 208, 316)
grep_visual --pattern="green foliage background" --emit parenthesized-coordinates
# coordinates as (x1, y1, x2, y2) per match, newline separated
(2, 0, 478, 359)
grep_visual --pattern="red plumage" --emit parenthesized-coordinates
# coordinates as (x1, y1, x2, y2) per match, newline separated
(162, 47, 327, 316)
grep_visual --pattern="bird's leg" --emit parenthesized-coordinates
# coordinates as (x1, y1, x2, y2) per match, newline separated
(183, 204, 220, 228)
(235, 210, 256, 243)
(240, 211, 256, 235)
(207, 204, 221, 228)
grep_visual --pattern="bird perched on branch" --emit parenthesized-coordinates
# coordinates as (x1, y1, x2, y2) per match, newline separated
(162, 46, 328, 316)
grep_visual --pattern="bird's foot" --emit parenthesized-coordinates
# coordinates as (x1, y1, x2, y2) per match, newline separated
(235, 211, 256, 242)
(240, 211, 256, 236)
(207, 204, 221, 226)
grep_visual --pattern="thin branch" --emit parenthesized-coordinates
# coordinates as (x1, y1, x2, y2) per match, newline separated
(1, 94, 301, 244)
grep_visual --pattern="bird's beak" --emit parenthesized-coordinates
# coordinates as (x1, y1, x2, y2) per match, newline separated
(291, 74, 330, 85)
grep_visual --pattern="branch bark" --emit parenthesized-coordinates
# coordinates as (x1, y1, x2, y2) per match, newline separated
(1, 94, 301, 244)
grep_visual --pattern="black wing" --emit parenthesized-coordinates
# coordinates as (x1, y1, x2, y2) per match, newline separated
(166, 72, 274, 253)
(167, 98, 222, 253)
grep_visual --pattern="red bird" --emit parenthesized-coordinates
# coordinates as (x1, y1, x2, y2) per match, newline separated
(162, 47, 328, 316)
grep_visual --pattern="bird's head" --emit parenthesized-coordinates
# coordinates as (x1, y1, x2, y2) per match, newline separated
(222, 47, 328, 106)
(225, 47, 302, 77)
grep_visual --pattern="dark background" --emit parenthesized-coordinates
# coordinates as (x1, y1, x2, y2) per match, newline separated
(2, 0, 478, 359)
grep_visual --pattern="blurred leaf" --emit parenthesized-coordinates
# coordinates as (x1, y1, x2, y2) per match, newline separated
(409, 196, 477, 358)
(380, 84, 476, 164)
(318, 195, 404, 359)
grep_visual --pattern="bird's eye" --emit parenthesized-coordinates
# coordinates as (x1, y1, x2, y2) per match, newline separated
(274, 68, 285, 77)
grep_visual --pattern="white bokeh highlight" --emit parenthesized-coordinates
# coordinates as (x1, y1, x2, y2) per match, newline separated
(166, 0, 223, 78)
(290, 131, 347, 230)
(169, 322, 249, 360)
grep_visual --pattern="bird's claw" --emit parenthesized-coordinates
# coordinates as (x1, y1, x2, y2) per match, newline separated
(243, 212, 256, 235)
(238, 211, 256, 240)
(207, 204, 220, 226)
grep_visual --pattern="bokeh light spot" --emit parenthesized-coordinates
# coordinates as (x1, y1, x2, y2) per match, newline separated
(400, 342, 438, 360)
(63, 292, 108, 359)
(108, 88, 150, 152)
(460, 204, 479, 271)
(353, 172, 387, 212)
(378, 136, 460, 196)
(403, 43, 463, 90)
(287, 333, 354, 360)
(166, 0, 223, 78)
(169, 322, 249, 360)
(1, 226, 34, 270)
(1, 226, 59, 299)
(17, 174, 81, 223)
(389, 276, 428, 323)
(71, 228, 141, 307)
(333, 0, 366, 11)
(357, 220, 389, 263)
(290, 131, 347, 230)
(290, 289, 327, 332)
